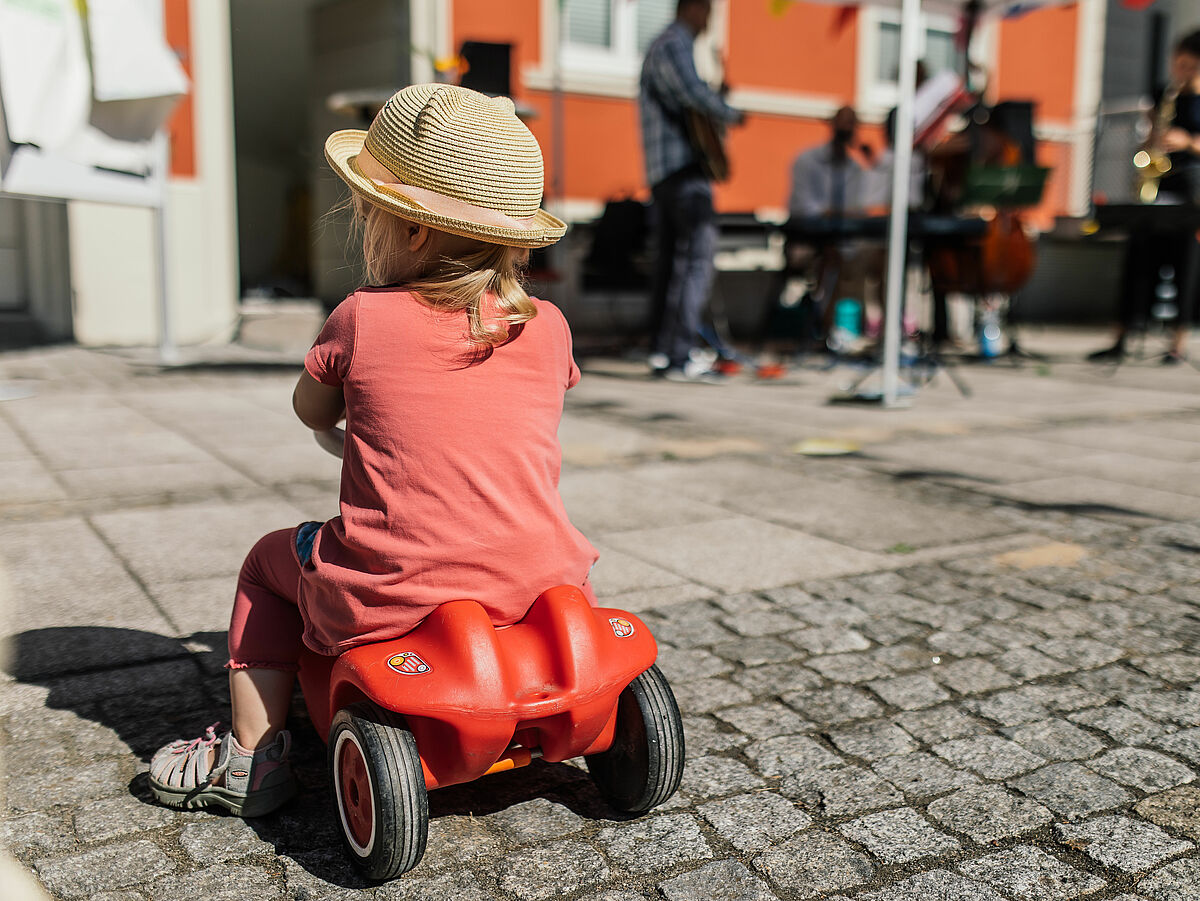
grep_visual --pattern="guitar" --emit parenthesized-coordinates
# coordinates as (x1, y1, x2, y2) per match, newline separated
(685, 108, 731, 182)
(683, 46, 735, 182)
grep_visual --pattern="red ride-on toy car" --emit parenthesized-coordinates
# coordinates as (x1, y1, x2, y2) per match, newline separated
(299, 431, 686, 880)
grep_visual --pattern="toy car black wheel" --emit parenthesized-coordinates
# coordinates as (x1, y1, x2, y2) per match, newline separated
(329, 702, 428, 880)
(586, 664, 685, 813)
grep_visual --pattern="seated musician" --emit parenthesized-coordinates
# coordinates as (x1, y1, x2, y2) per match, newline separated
(785, 107, 871, 341)
(865, 107, 927, 213)
(789, 107, 869, 221)
(1090, 29, 1200, 364)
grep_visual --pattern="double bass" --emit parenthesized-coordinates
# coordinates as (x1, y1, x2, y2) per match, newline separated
(925, 108, 1038, 298)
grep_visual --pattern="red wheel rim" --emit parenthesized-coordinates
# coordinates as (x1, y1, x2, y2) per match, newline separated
(337, 735, 374, 851)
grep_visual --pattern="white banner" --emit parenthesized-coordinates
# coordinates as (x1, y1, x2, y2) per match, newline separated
(0, 0, 188, 204)
(0, 0, 91, 150)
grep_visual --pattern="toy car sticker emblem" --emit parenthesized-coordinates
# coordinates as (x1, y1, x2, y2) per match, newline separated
(609, 617, 635, 638)
(388, 651, 431, 675)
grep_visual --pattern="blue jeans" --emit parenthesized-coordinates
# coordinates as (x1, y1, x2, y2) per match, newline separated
(650, 168, 717, 369)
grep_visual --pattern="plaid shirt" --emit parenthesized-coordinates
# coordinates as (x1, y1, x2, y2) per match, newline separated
(639, 21, 740, 188)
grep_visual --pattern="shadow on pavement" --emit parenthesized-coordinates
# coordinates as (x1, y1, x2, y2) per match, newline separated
(882, 468, 1162, 520)
(5, 626, 621, 887)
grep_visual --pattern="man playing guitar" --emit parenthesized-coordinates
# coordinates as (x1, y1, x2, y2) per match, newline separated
(639, 0, 743, 381)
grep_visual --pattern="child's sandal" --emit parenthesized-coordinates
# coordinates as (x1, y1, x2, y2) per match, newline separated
(149, 724, 298, 817)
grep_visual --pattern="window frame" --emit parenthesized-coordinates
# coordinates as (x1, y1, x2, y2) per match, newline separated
(559, 0, 679, 77)
(855, 6, 994, 119)
(549, 0, 717, 82)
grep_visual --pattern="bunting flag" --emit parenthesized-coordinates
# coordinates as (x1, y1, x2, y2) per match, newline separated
(833, 6, 857, 34)
(768, 1, 857, 33)
(434, 54, 468, 76)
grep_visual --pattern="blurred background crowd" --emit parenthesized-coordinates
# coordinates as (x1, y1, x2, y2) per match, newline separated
(1, 0, 1197, 372)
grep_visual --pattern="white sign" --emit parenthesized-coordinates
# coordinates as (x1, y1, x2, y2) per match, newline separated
(0, 0, 91, 150)
(0, 0, 188, 206)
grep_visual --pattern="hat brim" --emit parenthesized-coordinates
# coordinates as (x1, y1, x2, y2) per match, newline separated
(325, 130, 567, 249)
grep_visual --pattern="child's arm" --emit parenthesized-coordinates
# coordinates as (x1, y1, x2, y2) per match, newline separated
(293, 371, 345, 431)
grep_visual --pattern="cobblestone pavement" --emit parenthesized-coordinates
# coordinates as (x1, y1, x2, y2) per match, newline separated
(2, 340, 1200, 900)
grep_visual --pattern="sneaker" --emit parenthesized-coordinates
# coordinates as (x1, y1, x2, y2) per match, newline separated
(664, 360, 727, 383)
(149, 725, 298, 817)
(647, 352, 670, 375)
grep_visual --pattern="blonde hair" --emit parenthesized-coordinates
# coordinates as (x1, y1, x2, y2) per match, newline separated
(355, 197, 536, 348)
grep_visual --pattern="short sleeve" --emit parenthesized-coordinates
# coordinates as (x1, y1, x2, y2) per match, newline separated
(305, 295, 359, 387)
(559, 304, 581, 389)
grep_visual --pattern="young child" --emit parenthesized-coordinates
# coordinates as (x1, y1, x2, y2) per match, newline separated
(149, 84, 599, 817)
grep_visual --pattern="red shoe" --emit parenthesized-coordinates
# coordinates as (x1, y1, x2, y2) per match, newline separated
(755, 363, 787, 380)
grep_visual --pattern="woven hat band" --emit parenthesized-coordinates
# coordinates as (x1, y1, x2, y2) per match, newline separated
(349, 152, 538, 232)
(363, 84, 544, 219)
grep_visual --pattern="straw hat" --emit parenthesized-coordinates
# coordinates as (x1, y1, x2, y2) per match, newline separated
(325, 84, 566, 248)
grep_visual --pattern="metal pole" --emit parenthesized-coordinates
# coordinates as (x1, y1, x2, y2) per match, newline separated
(152, 129, 178, 365)
(881, 0, 921, 407)
(551, 1, 566, 209)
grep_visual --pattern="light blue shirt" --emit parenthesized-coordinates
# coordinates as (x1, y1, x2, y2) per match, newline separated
(788, 144, 867, 218)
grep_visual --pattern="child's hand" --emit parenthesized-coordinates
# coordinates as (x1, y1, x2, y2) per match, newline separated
(314, 426, 346, 460)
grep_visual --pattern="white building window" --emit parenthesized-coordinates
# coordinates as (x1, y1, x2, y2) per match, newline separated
(857, 8, 981, 118)
(525, 0, 725, 100)
(561, 0, 675, 75)
(877, 21, 958, 85)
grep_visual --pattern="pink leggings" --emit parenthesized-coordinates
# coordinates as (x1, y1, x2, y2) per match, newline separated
(227, 529, 305, 671)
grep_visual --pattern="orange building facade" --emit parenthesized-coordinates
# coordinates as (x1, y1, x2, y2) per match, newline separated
(0, 0, 1116, 347)
(447, 0, 1104, 230)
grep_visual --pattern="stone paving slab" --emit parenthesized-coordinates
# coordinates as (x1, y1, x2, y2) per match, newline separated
(0, 459, 68, 506)
(6, 400, 218, 476)
(558, 415, 658, 467)
(1054, 453, 1200, 498)
(1033, 424, 1200, 464)
(90, 497, 309, 585)
(720, 477, 1018, 553)
(120, 388, 304, 449)
(54, 459, 259, 503)
(957, 844, 1108, 899)
(620, 458, 815, 505)
(558, 470, 732, 536)
(0, 417, 33, 462)
(1136, 786, 1200, 841)
(601, 517, 888, 593)
(4, 343, 1200, 900)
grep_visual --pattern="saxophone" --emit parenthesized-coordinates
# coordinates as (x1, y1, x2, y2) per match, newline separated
(1135, 83, 1181, 203)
